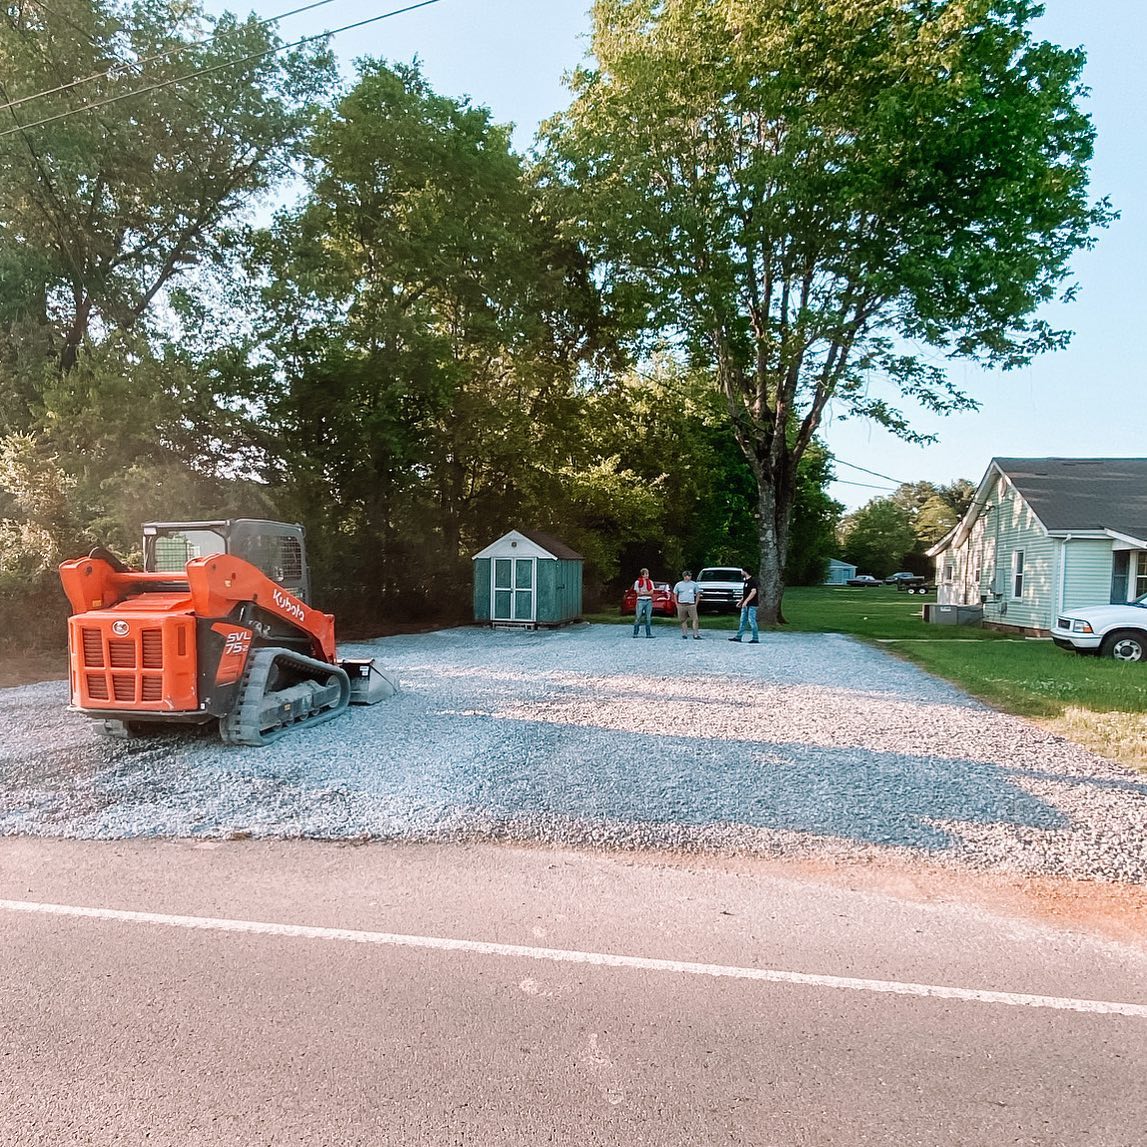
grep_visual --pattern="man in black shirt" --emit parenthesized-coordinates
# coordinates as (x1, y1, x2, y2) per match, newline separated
(728, 569, 760, 643)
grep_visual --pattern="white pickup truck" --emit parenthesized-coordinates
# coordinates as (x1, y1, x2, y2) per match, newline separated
(695, 566, 747, 614)
(1050, 594, 1147, 661)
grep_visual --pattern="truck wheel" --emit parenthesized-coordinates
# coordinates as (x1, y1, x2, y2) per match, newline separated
(1100, 630, 1146, 662)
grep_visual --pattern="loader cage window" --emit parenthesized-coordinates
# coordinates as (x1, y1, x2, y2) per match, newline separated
(244, 534, 304, 585)
(151, 529, 226, 571)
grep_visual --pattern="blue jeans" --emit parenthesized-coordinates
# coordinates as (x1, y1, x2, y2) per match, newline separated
(735, 605, 758, 640)
(633, 598, 653, 636)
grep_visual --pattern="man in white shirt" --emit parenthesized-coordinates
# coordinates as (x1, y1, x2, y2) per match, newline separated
(672, 570, 703, 640)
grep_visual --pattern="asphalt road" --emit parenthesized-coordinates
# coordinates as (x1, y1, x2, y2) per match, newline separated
(1, 839, 1144, 1146)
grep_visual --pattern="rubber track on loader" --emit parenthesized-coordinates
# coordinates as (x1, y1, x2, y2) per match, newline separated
(220, 646, 351, 746)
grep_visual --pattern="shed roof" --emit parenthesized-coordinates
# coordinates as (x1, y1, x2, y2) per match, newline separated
(518, 530, 583, 560)
(471, 529, 584, 562)
(994, 457, 1147, 541)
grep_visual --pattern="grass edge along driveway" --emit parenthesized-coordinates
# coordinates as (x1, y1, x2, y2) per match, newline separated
(590, 585, 1147, 770)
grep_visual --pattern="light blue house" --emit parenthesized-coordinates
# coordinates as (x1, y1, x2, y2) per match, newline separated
(928, 458, 1147, 633)
(823, 559, 858, 585)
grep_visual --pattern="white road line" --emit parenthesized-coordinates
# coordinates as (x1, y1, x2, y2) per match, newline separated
(2, 898, 1144, 1019)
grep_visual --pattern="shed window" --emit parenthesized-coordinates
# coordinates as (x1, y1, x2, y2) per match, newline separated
(1136, 552, 1147, 599)
(1012, 550, 1025, 599)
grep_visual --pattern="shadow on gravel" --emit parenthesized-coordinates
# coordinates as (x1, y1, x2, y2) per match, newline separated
(999, 765, 1147, 797)
(343, 713, 1069, 852)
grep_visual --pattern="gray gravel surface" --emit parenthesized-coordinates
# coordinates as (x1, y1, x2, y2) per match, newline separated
(2, 625, 1145, 882)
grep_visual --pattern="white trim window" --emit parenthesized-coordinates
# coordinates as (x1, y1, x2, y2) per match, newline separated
(1011, 549, 1025, 599)
(1136, 552, 1147, 600)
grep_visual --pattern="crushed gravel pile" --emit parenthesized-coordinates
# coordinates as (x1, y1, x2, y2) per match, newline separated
(1, 625, 1145, 883)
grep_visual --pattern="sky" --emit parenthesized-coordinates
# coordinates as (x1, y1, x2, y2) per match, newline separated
(208, 0, 1144, 511)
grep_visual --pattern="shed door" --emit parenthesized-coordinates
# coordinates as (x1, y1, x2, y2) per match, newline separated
(493, 558, 535, 621)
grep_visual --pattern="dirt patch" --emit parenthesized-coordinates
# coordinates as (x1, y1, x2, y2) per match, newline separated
(623, 847, 1147, 951)
(810, 859, 1147, 950)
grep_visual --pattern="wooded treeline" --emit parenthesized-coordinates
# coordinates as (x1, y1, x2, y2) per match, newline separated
(839, 479, 977, 580)
(0, 0, 841, 643)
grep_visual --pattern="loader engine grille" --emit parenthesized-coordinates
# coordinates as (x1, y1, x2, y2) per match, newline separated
(81, 628, 104, 668)
(142, 630, 163, 668)
(109, 639, 135, 668)
(73, 622, 185, 709)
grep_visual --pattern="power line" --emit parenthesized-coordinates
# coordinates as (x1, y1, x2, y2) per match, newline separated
(0, 0, 444, 141)
(0, 0, 346, 116)
(833, 479, 898, 492)
(832, 458, 909, 486)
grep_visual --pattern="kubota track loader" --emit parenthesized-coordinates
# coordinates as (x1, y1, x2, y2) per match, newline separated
(59, 519, 393, 744)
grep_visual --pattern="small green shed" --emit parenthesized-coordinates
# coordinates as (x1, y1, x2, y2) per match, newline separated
(472, 529, 584, 627)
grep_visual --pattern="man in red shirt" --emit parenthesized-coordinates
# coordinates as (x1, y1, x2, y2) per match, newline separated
(632, 567, 655, 638)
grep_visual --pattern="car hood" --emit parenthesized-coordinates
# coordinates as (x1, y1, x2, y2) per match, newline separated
(1057, 604, 1147, 626)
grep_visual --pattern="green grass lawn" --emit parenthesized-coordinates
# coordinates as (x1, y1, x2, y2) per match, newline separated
(592, 585, 1147, 766)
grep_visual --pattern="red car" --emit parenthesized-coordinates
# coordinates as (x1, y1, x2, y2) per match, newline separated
(620, 580, 676, 617)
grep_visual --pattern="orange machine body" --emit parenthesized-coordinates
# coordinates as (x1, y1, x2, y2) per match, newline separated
(60, 553, 337, 718)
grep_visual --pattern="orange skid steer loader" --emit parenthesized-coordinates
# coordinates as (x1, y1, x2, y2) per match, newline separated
(59, 519, 393, 745)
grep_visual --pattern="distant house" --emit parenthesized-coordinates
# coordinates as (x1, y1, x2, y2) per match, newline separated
(823, 559, 858, 585)
(927, 458, 1147, 634)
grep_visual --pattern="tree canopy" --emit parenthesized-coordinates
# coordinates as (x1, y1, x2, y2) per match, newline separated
(543, 0, 1112, 620)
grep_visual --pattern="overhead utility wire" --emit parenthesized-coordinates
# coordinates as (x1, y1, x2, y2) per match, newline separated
(0, 0, 443, 140)
(0, 0, 346, 115)
(834, 479, 898, 492)
(832, 458, 909, 486)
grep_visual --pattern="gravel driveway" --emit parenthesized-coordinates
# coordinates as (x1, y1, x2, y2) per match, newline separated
(2, 625, 1145, 882)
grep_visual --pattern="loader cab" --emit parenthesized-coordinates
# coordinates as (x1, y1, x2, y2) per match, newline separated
(142, 519, 312, 604)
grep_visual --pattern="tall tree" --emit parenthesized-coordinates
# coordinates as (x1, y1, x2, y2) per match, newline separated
(0, 0, 331, 379)
(246, 62, 599, 616)
(544, 0, 1112, 622)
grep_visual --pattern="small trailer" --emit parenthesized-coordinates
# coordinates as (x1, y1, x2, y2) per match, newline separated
(896, 577, 935, 595)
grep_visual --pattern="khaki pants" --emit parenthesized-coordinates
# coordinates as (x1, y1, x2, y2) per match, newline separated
(677, 602, 699, 628)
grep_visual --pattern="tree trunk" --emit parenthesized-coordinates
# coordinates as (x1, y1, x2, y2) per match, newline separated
(58, 295, 93, 375)
(754, 469, 794, 626)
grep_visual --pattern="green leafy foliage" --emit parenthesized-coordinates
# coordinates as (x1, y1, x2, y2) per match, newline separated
(0, 0, 332, 377)
(544, 0, 1112, 620)
(842, 477, 977, 575)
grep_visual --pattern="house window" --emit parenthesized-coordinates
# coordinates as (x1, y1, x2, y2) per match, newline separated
(943, 562, 955, 583)
(1012, 550, 1025, 599)
(1136, 552, 1147, 600)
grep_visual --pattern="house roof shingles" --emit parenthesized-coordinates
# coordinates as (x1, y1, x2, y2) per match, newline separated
(994, 457, 1147, 543)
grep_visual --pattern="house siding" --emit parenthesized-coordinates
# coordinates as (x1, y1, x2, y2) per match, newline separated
(1061, 540, 1115, 612)
(985, 475, 1054, 630)
(936, 472, 1056, 631)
